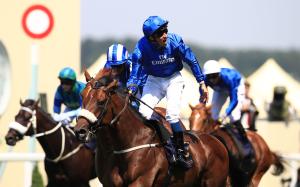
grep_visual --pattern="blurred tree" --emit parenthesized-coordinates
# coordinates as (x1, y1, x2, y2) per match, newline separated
(81, 38, 300, 81)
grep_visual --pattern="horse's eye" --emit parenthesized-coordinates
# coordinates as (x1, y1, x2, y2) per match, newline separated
(94, 81, 102, 89)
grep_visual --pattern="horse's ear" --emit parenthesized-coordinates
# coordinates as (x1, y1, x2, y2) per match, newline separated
(20, 99, 24, 106)
(84, 70, 92, 82)
(34, 99, 40, 108)
(189, 104, 195, 110)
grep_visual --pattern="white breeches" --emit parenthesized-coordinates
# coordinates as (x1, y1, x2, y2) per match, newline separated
(211, 79, 245, 122)
(139, 72, 184, 124)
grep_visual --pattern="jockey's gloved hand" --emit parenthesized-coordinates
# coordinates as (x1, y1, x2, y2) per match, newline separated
(52, 113, 62, 122)
(199, 81, 208, 104)
(131, 100, 140, 110)
(218, 114, 228, 124)
(61, 118, 71, 126)
(52, 113, 71, 123)
(127, 84, 138, 96)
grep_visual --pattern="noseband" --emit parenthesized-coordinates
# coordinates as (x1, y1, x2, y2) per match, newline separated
(78, 78, 129, 134)
(8, 106, 37, 135)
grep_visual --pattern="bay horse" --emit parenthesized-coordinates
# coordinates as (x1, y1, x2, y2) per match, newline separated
(74, 68, 229, 187)
(5, 99, 96, 187)
(189, 103, 285, 187)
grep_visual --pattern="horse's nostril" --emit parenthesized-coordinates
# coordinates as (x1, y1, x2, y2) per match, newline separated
(75, 128, 88, 142)
(79, 128, 88, 135)
(5, 136, 16, 146)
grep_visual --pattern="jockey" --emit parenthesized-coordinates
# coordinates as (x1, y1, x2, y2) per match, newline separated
(127, 16, 208, 169)
(52, 67, 85, 125)
(104, 44, 132, 87)
(202, 60, 251, 154)
(104, 43, 147, 108)
(241, 81, 259, 131)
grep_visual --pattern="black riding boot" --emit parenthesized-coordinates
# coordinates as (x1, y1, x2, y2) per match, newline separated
(233, 120, 249, 145)
(233, 120, 256, 171)
(146, 120, 177, 165)
(174, 131, 193, 169)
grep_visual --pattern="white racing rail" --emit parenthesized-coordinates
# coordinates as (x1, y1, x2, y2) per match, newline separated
(0, 152, 45, 161)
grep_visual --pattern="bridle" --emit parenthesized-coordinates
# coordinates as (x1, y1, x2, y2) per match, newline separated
(8, 106, 38, 136)
(78, 78, 159, 154)
(8, 105, 83, 163)
(78, 78, 129, 133)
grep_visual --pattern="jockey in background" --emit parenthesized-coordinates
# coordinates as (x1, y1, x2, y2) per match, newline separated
(202, 60, 252, 158)
(104, 43, 147, 108)
(52, 67, 85, 125)
(127, 16, 208, 169)
(241, 80, 259, 131)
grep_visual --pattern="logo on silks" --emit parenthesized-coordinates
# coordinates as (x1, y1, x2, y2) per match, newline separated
(159, 55, 167, 60)
(152, 55, 175, 65)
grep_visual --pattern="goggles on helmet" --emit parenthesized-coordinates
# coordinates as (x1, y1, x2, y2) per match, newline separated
(206, 73, 219, 81)
(60, 78, 75, 86)
(153, 27, 168, 38)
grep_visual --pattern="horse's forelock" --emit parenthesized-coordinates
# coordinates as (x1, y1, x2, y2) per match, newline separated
(95, 68, 111, 81)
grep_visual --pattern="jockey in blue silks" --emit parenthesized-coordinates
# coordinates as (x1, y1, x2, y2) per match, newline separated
(52, 67, 86, 125)
(127, 16, 209, 169)
(104, 43, 147, 109)
(202, 60, 253, 158)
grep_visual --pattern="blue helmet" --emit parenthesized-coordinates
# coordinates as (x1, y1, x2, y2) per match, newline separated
(106, 44, 129, 66)
(142, 16, 168, 38)
(58, 67, 76, 81)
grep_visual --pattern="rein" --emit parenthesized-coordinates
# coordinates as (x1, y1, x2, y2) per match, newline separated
(79, 88, 129, 132)
(8, 106, 83, 163)
(78, 86, 162, 155)
(129, 94, 166, 120)
(113, 143, 159, 154)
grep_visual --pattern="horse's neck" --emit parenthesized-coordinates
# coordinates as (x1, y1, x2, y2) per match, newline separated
(106, 98, 155, 151)
(35, 108, 56, 133)
(35, 109, 77, 158)
(203, 119, 219, 133)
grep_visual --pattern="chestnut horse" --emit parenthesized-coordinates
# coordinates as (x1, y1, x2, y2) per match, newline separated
(189, 103, 284, 187)
(74, 69, 229, 187)
(5, 99, 96, 187)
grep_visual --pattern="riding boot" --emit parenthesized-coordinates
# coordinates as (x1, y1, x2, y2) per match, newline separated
(173, 131, 193, 169)
(146, 119, 170, 142)
(233, 120, 249, 145)
(233, 120, 256, 171)
(163, 138, 177, 165)
(146, 120, 177, 164)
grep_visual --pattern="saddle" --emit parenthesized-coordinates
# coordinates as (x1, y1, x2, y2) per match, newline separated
(143, 108, 195, 169)
(220, 124, 256, 172)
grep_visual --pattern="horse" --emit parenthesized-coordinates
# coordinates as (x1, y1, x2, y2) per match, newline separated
(5, 99, 96, 187)
(74, 68, 229, 187)
(189, 103, 285, 187)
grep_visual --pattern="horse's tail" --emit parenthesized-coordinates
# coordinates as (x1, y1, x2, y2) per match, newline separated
(270, 151, 285, 176)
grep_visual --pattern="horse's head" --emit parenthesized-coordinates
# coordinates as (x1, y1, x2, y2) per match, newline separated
(5, 99, 39, 146)
(189, 103, 216, 132)
(74, 69, 119, 142)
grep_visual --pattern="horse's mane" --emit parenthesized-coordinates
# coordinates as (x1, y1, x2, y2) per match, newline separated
(37, 106, 57, 123)
(91, 68, 162, 133)
(190, 103, 220, 133)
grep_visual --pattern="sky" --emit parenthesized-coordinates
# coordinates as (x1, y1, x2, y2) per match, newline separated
(81, 0, 300, 50)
